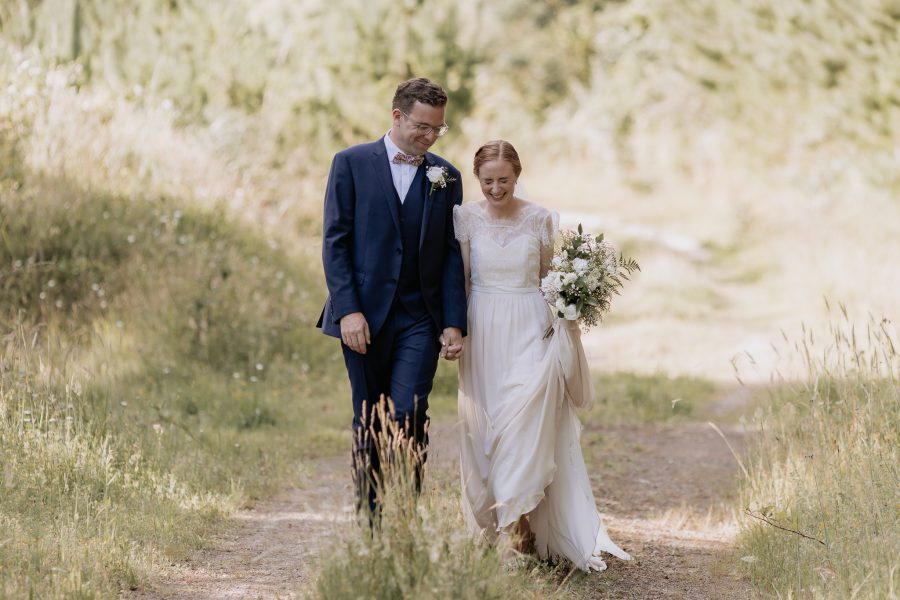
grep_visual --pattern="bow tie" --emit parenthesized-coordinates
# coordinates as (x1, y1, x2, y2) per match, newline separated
(392, 151, 424, 167)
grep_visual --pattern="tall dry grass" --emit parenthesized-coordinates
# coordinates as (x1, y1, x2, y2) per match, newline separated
(0, 327, 234, 597)
(738, 306, 899, 598)
(308, 403, 564, 600)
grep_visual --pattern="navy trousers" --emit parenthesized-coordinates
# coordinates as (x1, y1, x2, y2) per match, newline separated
(341, 304, 441, 516)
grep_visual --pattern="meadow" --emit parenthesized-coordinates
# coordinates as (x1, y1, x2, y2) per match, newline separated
(2, 0, 898, 598)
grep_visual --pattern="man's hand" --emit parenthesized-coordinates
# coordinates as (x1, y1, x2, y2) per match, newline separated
(439, 327, 464, 361)
(340, 312, 371, 354)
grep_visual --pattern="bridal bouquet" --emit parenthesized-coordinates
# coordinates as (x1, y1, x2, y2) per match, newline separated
(540, 224, 640, 334)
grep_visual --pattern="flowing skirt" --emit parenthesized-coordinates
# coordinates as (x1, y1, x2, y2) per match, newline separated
(458, 285, 630, 571)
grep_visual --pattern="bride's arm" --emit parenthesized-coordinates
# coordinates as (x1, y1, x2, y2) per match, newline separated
(461, 240, 471, 295)
(539, 209, 557, 280)
(539, 243, 552, 280)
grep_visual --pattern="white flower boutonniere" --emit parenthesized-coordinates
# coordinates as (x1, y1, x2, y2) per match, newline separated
(426, 165, 456, 196)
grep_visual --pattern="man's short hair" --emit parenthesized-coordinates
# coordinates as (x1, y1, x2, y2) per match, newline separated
(392, 78, 448, 113)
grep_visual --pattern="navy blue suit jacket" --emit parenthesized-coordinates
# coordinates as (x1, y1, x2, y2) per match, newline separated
(317, 139, 467, 339)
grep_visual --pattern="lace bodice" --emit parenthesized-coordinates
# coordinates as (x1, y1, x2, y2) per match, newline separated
(453, 201, 558, 290)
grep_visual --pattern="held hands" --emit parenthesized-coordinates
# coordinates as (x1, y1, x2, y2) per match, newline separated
(439, 327, 464, 361)
(340, 312, 370, 354)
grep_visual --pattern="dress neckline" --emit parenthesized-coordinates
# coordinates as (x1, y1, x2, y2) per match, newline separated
(475, 199, 534, 225)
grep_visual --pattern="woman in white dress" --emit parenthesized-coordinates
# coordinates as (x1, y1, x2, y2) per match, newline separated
(453, 140, 631, 572)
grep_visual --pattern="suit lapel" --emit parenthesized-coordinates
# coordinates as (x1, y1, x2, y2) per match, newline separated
(419, 156, 434, 250)
(371, 143, 402, 235)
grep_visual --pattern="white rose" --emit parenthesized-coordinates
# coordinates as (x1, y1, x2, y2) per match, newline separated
(555, 297, 567, 312)
(562, 303, 579, 320)
(551, 256, 563, 268)
(572, 257, 589, 274)
(541, 272, 560, 290)
(426, 166, 445, 183)
(562, 272, 578, 285)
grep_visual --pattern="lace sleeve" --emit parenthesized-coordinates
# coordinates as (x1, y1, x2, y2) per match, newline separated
(538, 209, 559, 247)
(452, 204, 470, 243)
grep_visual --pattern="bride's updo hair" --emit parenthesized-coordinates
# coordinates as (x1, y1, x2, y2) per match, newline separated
(473, 140, 522, 178)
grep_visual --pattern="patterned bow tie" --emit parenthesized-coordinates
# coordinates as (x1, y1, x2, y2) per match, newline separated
(392, 151, 424, 167)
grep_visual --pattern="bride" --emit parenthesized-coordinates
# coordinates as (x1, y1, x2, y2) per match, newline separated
(451, 140, 631, 572)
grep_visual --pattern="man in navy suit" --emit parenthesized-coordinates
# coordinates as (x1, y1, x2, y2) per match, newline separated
(317, 78, 467, 516)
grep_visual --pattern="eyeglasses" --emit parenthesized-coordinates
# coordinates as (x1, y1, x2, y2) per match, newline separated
(399, 110, 450, 137)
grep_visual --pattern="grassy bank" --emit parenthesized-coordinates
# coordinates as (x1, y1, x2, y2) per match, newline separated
(738, 311, 899, 598)
(0, 174, 347, 597)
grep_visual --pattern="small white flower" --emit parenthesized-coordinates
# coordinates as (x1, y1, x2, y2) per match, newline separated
(562, 304, 579, 320)
(562, 272, 578, 285)
(551, 256, 564, 268)
(555, 297, 567, 312)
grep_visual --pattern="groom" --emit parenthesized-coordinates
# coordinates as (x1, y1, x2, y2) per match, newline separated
(317, 78, 467, 516)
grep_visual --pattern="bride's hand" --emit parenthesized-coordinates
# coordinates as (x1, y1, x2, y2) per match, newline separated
(440, 327, 464, 361)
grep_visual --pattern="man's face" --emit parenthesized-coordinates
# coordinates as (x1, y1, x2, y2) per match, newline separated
(390, 101, 446, 156)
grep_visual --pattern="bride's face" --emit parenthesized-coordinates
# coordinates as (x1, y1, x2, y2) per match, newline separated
(477, 160, 518, 208)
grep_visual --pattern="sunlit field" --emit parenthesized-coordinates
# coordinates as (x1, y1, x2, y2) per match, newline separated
(1, 0, 897, 597)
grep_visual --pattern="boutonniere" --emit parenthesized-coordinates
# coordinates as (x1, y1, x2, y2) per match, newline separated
(426, 165, 456, 196)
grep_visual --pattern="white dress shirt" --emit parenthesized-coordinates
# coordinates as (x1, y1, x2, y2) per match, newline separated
(383, 132, 419, 204)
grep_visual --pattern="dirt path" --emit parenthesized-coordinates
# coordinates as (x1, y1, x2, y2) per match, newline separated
(576, 421, 753, 599)
(133, 410, 752, 599)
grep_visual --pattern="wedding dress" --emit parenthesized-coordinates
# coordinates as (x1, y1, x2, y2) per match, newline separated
(454, 200, 630, 572)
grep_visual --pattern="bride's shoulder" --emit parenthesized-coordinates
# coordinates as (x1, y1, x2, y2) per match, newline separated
(518, 201, 558, 243)
(452, 201, 486, 242)
(454, 200, 488, 221)
(519, 200, 556, 223)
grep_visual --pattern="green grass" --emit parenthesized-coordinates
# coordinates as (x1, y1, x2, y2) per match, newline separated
(738, 311, 900, 598)
(587, 371, 719, 424)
